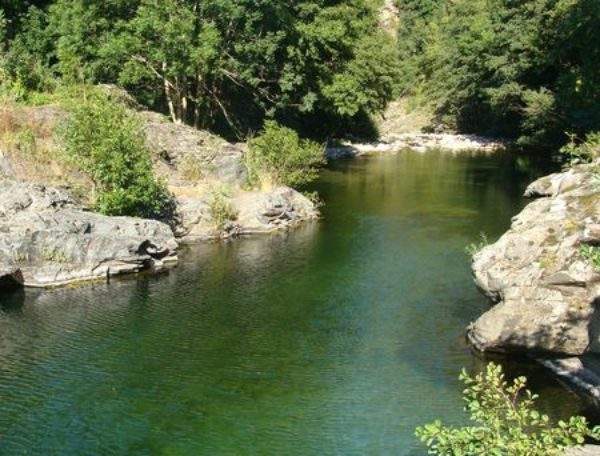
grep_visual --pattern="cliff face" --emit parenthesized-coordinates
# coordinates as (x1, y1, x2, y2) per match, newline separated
(468, 161, 600, 355)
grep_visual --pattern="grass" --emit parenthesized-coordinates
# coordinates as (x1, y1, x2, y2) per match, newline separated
(179, 154, 205, 181)
(40, 247, 70, 263)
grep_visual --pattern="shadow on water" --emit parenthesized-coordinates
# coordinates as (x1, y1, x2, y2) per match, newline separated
(0, 288, 26, 313)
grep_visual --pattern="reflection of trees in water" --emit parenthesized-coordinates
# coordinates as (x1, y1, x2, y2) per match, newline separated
(316, 149, 555, 242)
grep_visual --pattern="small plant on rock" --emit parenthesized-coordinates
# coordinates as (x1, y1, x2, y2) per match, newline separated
(465, 232, 489, 256)
(561, 132, 600, 167)
(416, 363, 600, 455)
(580, 244, 600, 271)
(208, 187, 238, 231)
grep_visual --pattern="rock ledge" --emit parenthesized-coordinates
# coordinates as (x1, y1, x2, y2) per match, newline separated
(468, 161, 600, 355)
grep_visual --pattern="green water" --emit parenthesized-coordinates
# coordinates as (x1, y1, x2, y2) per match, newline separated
(0, 150, 587, 455)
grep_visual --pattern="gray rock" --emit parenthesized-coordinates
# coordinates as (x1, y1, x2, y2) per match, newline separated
(178, 186, 319, 242)
(468, 161, 600, 355)
(140, 110, 318, 241)
(142, 111, 247, 186)
(0, 180, 178, 288)
(566, 446, 600, 456)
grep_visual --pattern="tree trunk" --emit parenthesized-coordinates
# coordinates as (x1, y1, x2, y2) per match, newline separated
(162, 62, 179, 124)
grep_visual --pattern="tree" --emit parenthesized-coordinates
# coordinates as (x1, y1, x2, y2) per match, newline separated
(397, 0, 600, 149)
(40, 0, 399, 139)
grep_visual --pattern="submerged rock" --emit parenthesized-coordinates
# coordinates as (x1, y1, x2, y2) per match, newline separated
(468, 161, 600, 355)
(0, 180, 178, 288)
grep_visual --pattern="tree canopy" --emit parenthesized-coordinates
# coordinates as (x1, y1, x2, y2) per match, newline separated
(1, 0, 400, 139)
(395, 0, 600, 149)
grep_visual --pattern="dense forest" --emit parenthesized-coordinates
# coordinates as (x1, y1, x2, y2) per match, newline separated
(0, 0, 399, 139)
(396, 0, 599, 149)
(1, 0, 599, 148)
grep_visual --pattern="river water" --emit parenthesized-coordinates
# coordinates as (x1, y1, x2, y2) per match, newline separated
(0, 149, 588, 455)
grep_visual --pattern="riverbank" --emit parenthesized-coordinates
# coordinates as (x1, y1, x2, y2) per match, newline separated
(0, 91, 318, 288)
(466, 157, 600, 418)
(326, 133, 505, 159)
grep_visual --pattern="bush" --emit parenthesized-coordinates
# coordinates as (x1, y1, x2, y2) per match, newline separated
(246, 121, 325, 189)
(208, 187, 238, 231)
(561, 132, 600, 166)
(416, 363, 600, 455)
(60, 88, 171, 219)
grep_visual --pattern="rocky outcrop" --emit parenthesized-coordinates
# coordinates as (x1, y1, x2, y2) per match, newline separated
(0, 180, 177, 288)
(1, 98, 319, 247)
(142, 111, 318, 241)
(468, 161, 600, 355)
(142, 111, 247, 186)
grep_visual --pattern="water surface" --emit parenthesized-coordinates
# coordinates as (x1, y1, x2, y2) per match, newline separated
(0, 150, 585, 455)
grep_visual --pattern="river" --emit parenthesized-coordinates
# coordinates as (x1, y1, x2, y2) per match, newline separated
(0, 149, 589, 455)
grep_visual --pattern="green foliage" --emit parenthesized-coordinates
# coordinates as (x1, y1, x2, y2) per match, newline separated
(1, 0, 398, 140)
(60, 88, 171, 219)
(561, 131, 600, 166)
(397, 0, 600, 149)
(465, 232, 489, 257)
(208, 187, 238, 231)
(580, 244, 600, 271)
(416, 363, 600, 455)
(246, 121, 325, 189)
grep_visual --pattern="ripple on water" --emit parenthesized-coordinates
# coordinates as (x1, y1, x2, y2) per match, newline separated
(0, 150, 582, 455)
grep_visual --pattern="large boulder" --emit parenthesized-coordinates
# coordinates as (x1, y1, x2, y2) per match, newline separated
(0, 180, 178, 287)
(468, 161, 600, 355)
(176, 186, 319, 242)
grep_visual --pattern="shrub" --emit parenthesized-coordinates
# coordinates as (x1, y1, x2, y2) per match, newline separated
(60, 88, 171, 219)
(246, 121, 325, 189)
(561, 132, 600, 166)
(416, 363, 600, 455)
(208, 187, 238, 231)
